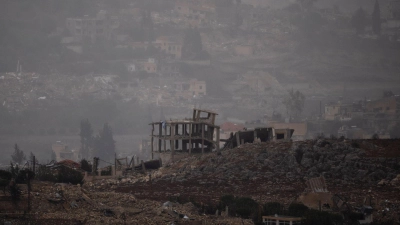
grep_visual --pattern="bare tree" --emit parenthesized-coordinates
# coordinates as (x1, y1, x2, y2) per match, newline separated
(283, 90, 305, 120)
(11, 144, 26, 165)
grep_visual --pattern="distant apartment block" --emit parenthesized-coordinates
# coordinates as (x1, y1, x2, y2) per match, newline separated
(366, 95, 399, 118)
(174, 79, 206, 99)
(324, 102, 364, 121)
(155, 36, 183, 59)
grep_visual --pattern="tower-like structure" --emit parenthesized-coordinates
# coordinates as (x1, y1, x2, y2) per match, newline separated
(149, 108, 220, 161)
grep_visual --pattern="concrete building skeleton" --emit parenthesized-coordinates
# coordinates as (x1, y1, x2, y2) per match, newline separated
(149, 109, 220, 161)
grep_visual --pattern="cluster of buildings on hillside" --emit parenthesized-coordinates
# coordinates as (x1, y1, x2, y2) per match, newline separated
(325, 93, 399, 139)
(383, 0, 400, 40)
(55, 0, 400, 109)
(4, 1, 400, 141)
(218, 93, 399, 141)
(61, 0, 400, 50)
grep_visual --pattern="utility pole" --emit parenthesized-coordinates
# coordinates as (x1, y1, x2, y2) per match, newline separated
(33, 156, 36, 175)
(114, 153, 117, 176)
(27, 171, 31, 212)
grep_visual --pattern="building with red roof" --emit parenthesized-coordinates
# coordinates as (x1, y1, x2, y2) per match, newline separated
(57, 159, 81, 170)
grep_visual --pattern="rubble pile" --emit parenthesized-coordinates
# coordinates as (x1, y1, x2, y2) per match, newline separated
(115, 139, 400, 222)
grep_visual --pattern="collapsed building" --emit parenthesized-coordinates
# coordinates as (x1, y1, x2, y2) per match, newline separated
(149, 108, 294, 163)
(149, 108, 220, 163)
(221, 127, 294, 150)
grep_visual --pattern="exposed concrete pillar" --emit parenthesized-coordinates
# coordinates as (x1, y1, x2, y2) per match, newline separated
(201, 123, 205, 154)
(192, 109, 197, 120)
(151, 124, 154, 160)
(158, 123, 162, 153)
(171, 125, 175, 162)
(189, 123, 192, 154)
(164, 124, 167, 152)
(272, 128, 276, 141)
(216, 127, 220, 154)
(111, 165, 115, 176)
(236, 132, 240, 147)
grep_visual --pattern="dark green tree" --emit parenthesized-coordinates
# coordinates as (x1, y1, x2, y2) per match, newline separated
(94, 123, 116, 161)
(283, 90, 306, 120)
(263, 202, 284, 215)
(351, 7, 366, 34)
(234, 197, 258, 219)
(287, 203, 309, 217)
(79, 119, 94, 159)
(11, 144, 26, 165)
(80, 159, 92, 172)
(372, 0, 381, 35)
(218, 195, 259, 220)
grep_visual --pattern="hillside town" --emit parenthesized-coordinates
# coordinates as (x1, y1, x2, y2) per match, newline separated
(1, 0, 400, 146)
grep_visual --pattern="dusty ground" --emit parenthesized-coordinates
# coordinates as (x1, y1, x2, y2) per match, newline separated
(0, 181, 254, 224)
(1, 139, 399, 224)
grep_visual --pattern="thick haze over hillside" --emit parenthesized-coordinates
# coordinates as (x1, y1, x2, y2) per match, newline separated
(0, 0, 400, 164)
